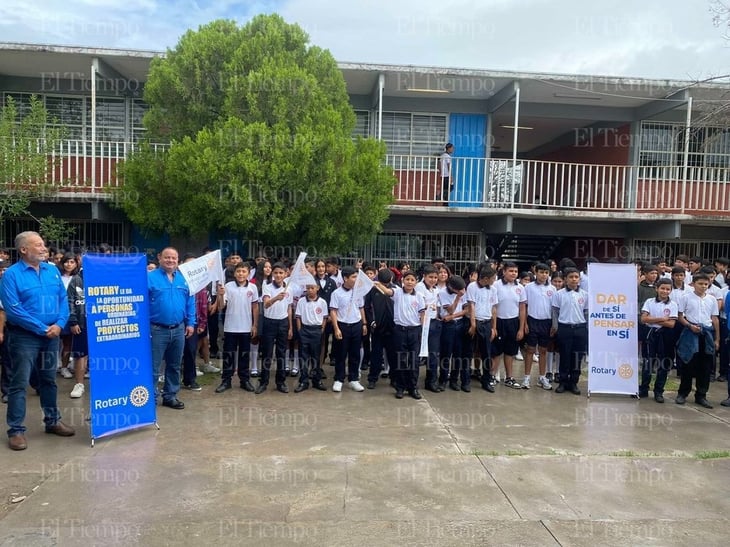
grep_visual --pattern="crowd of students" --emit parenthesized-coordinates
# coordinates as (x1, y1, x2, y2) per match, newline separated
(3, 248, 729, 410)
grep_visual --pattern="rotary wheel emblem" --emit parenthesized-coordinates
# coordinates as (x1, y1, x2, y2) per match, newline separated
(130, 386, 150, 407)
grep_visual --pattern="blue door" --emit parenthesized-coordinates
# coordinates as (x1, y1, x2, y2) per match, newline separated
(449, 114, 487, 207)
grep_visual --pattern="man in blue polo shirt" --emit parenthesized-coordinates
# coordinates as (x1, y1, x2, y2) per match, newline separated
(1, 231, 74, 450)
(148, 247, 196, 409)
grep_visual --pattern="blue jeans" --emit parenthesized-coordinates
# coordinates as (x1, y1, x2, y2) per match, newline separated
(151, 324, 185, 403)
(6, 328, 61, 437)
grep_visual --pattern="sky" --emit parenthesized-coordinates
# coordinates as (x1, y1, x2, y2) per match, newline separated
(0, 0, 728, 81)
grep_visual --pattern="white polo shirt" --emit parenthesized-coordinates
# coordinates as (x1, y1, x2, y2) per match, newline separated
(416, 281, 439, 320)
(679, 291, 718, 328)
(495, 279, 526, 319)
(641, 297, 678, 329)
(438, 288, 466, 321)
(295, 297, 328, 327)
(466, 281, 498, 321)
(223, 281, 259, 333)
(524, 281, 553, 320)
(551, 288, 589, 324)
(329, 287, 363, 324)
(392, 287, 425, 327)
(262, 281, 292, 320)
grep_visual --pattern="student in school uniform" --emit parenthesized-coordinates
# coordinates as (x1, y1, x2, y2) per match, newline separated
(521, 263, 554, 390)
(215, 262, 259, 393)
(545, 271, 564, 381)
(467, 266, 498, 393)
(550, 267, 589, 395)
(438, 275, 468, 391)
(440, 143, 454, 203)
(365, 268, 397, 389)
(491, 262, 526, 389)
(699, 265, 725, 382)
(639, 278, 678, 403)
(257, 263, 293, 394)
(416, 265, 441, 392)
(675, 272, 719, 408)
(375, 271, 426, 399)
(329, 266, 367, 393)
(294, 279, 328, 392)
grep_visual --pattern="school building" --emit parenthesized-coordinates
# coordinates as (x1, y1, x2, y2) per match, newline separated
(2, 42, 730, 269)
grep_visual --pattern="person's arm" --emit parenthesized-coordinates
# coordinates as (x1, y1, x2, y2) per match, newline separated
(0, 309, 5, 344)
(251, 301, 259, 337)
(712, 314, 721, 350)
(0, 269, 48, 335)
(329, 307, 342, 339)
(517, 300, 527, 339)
(287, 302, 293, 340)
(490, 305, 497, 340)
(373, 281, 394, 296)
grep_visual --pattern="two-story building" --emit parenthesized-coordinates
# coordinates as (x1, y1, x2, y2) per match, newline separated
(2, 42, 729, 270)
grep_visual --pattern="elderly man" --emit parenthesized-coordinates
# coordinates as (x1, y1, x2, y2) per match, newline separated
(1, 231, 74, 451)
(148, 247, 196, 409)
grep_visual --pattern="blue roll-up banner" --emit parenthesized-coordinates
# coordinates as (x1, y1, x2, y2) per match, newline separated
(84, 254, 157, 442)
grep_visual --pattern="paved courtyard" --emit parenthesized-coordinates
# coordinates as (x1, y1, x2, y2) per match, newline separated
(1, 362, 729, 546)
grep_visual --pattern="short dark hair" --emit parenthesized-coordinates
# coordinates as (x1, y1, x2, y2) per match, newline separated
(692, 273, 710, 283)
(377, 268, 393, 284)
(341, 265, 357, 277)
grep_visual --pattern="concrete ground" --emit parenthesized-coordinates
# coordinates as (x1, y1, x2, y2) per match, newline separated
(1, 361, 730, 547)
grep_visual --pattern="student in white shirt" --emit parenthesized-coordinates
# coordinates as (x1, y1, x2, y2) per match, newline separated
(329, 266, 367, 393)
(639, 278, 678, 403)
(257, 263, 293, 394)
(521, 263, 554, 390)
(550, 268, 588, 395)
(294, 281, 328, 392)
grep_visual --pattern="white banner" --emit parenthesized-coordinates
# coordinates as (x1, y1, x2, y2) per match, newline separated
(587, 263, 639, 396)
(287, 252, 311, 296)
(178, 250, 224, 295)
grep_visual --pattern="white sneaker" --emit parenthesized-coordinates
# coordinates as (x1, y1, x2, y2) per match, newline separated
(158, 375, 164, 383)
(60, 367, 73, 379)
(290, 368, 299, 377)
(84, 371, 90, 379)
(532, 355, 539, 363)
(515, 353, 524, 361)
(521, 377, 531, 389)
(349, 380, 365, 392)
(196, 369, 204, 377)
(70, 383, 85, 398)
(201, 362, 221, 373)
(539, 376, 552, 390)
(332, 381, 343, 392)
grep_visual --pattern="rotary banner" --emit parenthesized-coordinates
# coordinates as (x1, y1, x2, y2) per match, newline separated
(587, 263, 639, 396)
(85, 254, 157, 444)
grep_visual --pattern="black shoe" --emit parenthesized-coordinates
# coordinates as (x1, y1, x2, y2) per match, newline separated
(695, 398, 713, 409)
(482, 383, 495, 393)
(395, 389, 404, 399)
(313, 382, 327, 391)
(240, 381, 255, 392)
(555, 384, 566, 393)
(162, 399, 184, 409)
(425, 383, 439, 393)
(409, 389, 422, 400)
(545, 372, 553, 382)
(449, 382, 460, 391)
(717, 375, 727, 382)
(367, 380, 377, 389)
(255, 383, 268, 395)
(360, 363, 369, 370)
(294, 383, 308, 393)
(214, 382, 232, 393)
(720, 397, 730, 407)
(1, 394, 7, 404)
(182, 382, 202, 391)
(638, 390, 649, 398)
(570, 385, 581, 395)
(437, 382, 447, 392)
(654, 393, 665, 403)
(276, 384, 289, 394)
(709, 375, 716, 383)
(461, 385, 471, 393)
(675, 394, 686, 405)
(380, 372, 389, 379)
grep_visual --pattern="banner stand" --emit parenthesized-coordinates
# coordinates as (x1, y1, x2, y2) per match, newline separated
(586, 263, 639, 398)
(84, 254, 158, 445)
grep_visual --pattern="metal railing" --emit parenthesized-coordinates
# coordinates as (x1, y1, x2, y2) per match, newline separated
(22, 142, 730, 216)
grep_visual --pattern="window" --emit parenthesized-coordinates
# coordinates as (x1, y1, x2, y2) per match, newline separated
(45, 96, 84, 140)
(131, 99, 148, 143)
(640, 121, 730, 170)
(352, 110, 370, 139)
(381, 112, 447, 159)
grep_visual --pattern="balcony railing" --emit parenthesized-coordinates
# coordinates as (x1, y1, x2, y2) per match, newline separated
(20, 141, 730, 217)
(388, 155, 730, 215)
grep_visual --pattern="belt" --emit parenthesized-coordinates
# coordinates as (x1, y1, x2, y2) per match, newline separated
(152, 322, 183, 329)
(396, 325, 421, 331)
(476, 319, 492, 323)
(559, 323, 586, 329)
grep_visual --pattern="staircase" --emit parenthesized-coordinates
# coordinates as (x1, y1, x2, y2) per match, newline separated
(492, 234, 564, 265)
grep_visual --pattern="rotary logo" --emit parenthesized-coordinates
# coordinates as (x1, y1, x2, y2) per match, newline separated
(129, 386, 150, 407)
(617, 364, 633, 379)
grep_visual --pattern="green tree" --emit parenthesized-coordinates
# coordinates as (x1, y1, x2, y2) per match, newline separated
(120, 15, 395, 252)
(0, 95, 74, 245)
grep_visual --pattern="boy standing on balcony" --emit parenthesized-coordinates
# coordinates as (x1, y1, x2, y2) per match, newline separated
(440, 143, 454, 203)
